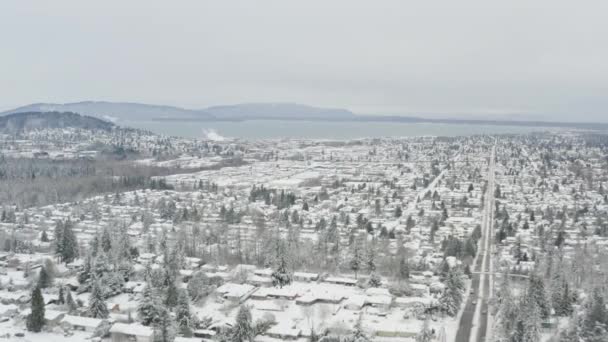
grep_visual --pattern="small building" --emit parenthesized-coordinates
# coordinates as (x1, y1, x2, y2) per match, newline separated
(323, 277, 357, 286)
(62, 315, 103, 332)
(109, 322, 154, 342)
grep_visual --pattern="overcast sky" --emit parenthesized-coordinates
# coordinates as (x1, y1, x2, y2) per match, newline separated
(1, 0, 608, 122)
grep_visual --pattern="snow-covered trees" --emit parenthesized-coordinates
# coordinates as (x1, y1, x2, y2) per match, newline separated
(527, 275, 550, 319)
(88, 279, 109, 319)
(398, 255, 410, 282)
(581, 289, 608, 341)
(176, 290, 194, 337)
(271, 238, 292, 288)
(439, 266, 465, 316)
(512, 292, 541, 342)
(138, 284, 164, 326)
(350, 239, 363, 279)
(37, 266, 52, 289)
(27, 286, 45, 332)
(415, 320, 434, 342)
(367, 273, 381, 287)
(231, 305, 254, 342)
(60, 221, 79, 263)
(153, 307, 175, 342)
(54, 220, 79, 263)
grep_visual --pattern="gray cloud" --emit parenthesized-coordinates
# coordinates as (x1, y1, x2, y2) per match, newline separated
(1, 0, 607, 122)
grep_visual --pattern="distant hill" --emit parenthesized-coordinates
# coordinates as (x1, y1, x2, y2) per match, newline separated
(204, 103, 356, 120)
(1, 101, 213, 122)
(2, 102, 356, 122)
(3, 101, 607, 130)
(0, 111, 114, 133)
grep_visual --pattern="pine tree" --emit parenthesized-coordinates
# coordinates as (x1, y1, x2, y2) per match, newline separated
(439, 267, 465, 316)
(368, 273, 381, 287)
(40, 230, 49, 242)
(165, 280, 179, 308)
(101, 228, 112, 253)
(61, 222, 79, 263)
(78, 254, 92, 284)
(58, 286, 65, 305)
(366, 243, 376, 274)
(395, 205, 402, 218)
(153, 307, 175, 342)
(498, 274, 518, 339)
(37, 266, 52, 289)
(66, 288, 77, 312)
(54, 220, 64, 257)
(271, 239, 292, 288)
(583, 289, 608, 338)
(527, 275, 550, 319)
(88, 280, 109, 319)
(398, 255, 410, 281)
(350, 240, 363, 279)
(138, 284, 163, 326)
(231, 305, 254, 342)
(27, 286, 45, 332)
(176, 290, 194, 337)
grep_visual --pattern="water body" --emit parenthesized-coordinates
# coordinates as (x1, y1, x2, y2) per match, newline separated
(123, 119, 550, 140)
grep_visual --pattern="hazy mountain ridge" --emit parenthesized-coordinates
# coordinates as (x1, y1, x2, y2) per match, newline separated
(0, 111, 114, 133)
(2, 101, 213, 122)
(1, 102, 355, 121)
(3, 101, 608, 129)
(204, 102, 355, 119)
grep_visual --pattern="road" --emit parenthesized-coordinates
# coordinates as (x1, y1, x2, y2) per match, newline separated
(455, 143, 496, 342)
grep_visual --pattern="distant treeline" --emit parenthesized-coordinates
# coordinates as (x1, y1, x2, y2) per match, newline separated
(0, 157, 206, 207)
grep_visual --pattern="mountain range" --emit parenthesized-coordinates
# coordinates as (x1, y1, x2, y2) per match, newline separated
(1, 101, 355, 122)
(2, 101, 607, 130)
(0, 111, 114, 133)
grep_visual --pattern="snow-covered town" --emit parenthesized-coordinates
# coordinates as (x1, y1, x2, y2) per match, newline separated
(0, 121, 606, 342)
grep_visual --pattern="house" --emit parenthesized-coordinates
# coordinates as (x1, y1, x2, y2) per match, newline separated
(109, 322, 154, 342)
(293, 272, 319, 282)
(62, 315, 103, 332)
(216, 283, 257, 303)
(323, 277, 357, 286)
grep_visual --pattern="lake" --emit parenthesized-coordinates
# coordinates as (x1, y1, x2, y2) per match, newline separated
(122, 119, 552, 140)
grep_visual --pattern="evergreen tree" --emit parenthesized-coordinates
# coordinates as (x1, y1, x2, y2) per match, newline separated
(101, 228, 112, 253)
(138, 284, 163, 326)
(54, 220, 64, 257)
(231, 305, 254, 342)
(367, 273, 381, 287)
(88, 280, 109, 319)
(439, 267, 465, 316)
(58, 286, 65, 305)
(395, 205, 403, 218)
(165, 280, 179, 308)
(40, 230, 49, 242)
(176, 290, 194, 337)
(37, 266, 52, 289)
(66, 288, 77, 312)
(366, 244, 376, 274)
(27, 286, 45, 332)
(583, 289, 608, 339)
(398, 255, 410, 281)
(61, 222, 79, 263)
(153, 307, 175, 342)
(271, 239, 292, 288)
(498, 274, 518, 338)
(350, 240, 363, 279)
(527, 275, 550, 319)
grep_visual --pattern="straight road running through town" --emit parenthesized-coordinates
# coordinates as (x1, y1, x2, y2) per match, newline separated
(455, 142, 496, 342)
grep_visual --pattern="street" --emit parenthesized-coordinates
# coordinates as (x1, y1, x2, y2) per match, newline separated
(455, 143, 496, 342)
